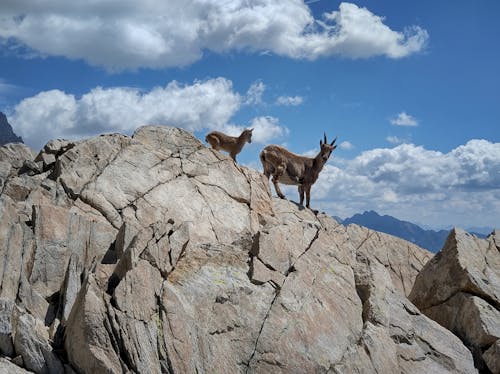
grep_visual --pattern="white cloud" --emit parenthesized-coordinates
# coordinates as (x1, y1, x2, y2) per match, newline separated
(0, 1, 428, 70)
(339, 141, 354, 150)
(301, 149, 319, 158)
(0, 78, 25, 105)
(391, 112, 418, 126)
(276, 95, 304, 106)
(386, 136, 407, 144)
(0, 79, 19, 95)
(308, 140, 500, 228)
(248, 116, 289, 144)
(8, 78, 288, 149)
(244, 81, 266, 106)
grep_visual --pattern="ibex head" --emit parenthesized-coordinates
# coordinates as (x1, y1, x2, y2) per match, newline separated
(241, 128, 254, 143)
(319, 132, 337, 162)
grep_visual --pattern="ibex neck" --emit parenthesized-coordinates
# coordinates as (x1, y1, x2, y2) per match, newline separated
(313, 154, 326, 169)
(311, 156, 326, 181)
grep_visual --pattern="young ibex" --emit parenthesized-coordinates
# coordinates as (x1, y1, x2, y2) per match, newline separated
(260, 133, 337, 211)
(205, 128, 253, 163)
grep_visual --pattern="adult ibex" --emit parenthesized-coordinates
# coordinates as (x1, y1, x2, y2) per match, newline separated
(260, 133, 337, 211)
(205, 128, 253, 163)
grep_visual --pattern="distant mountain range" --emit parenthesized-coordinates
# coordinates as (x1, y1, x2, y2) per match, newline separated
(0, 112, 23, 145)
(341, 210, 491, 253)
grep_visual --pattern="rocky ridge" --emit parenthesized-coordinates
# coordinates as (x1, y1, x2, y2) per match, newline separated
(0, 125, 497, 373)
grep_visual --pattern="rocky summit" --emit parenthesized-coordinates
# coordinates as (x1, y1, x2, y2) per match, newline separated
(0, 125, 497, 373)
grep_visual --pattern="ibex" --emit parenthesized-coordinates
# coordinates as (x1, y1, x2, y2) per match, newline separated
(260, 133, 337, 211)
(205, 128, 253, 163)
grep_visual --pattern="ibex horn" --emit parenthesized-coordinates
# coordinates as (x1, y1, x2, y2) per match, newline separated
(330, 136, 337, 146)
(323, 132, 327, 144)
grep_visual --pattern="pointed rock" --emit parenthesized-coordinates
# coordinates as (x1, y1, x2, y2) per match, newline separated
(410, 228, 500, 371)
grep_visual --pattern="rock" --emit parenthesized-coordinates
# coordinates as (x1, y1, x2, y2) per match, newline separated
(53, 133, 133, 197)
(410, 229, 500, 309)
(0, 357, 32, 374)
(332, 224, 476, 374)
(246, 211, 364, 373)
(0, 143, 35, 192)
(16, 275, 49, 324)
(64, 275, 123, 374)
(34, 152, 56, 170)
(0, 143, 35, 172)
(29, 204, 116, 299)
(343, 224, 433, 297)
(159, 241, 277, 373)
(13, 313, 64, 374)
(42, 139, 75, 155)
(483, 340, 500, 374)
(22, 159, 43, 175)
(59, 254, 84, 324)
(0, 299, 15, 357)
(0, 125, 485, 373)
(112, 259, 163, 321)
(410, 228, 500, 371)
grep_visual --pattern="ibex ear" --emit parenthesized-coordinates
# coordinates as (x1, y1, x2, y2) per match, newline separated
(320, 140, 323, 147)
(330, 136, 337, 146)
(249, 128, 254, 132)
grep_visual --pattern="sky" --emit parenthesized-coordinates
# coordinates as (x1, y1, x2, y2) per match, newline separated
(0, 0, 499, 230)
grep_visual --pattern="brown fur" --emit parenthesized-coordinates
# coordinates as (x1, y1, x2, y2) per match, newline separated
(205, 128, 253, 163)
(260, 133, 337, 211)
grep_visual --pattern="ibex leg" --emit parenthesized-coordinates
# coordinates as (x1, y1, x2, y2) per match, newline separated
(305, 185, 311, 208)
(272, 164, 286, 199)
(298, 185, 305, 206)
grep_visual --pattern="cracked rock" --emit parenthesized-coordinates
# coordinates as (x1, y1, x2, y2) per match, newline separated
(0, 125, 486, 373)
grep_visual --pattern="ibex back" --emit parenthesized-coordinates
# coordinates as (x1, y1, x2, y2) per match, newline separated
(260, 133, 337, 211)
(205, 128, 253, 163)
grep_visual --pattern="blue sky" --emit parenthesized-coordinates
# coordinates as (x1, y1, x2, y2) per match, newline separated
(1, 0, 499, 230)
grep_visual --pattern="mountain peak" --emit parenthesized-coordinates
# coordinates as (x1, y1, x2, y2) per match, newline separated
(0, 112, 23, 145)
(343, 210, 450, 252)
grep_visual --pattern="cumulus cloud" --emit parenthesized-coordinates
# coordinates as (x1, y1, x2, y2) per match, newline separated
(8, 78, 288, 149)
(276, 95, 304, 106)
(0, 1, 428, 70)
(391, 112, 418, 126)
(310, 140, 500, 227)
(248, 116, 289, 144)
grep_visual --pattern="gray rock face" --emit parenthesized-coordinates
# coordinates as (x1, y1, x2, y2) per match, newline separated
(410, 229, 500, 373)
(0, 125, 483, 373)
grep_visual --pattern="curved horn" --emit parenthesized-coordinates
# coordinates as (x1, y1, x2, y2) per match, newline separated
(330, 136, 337, 146)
